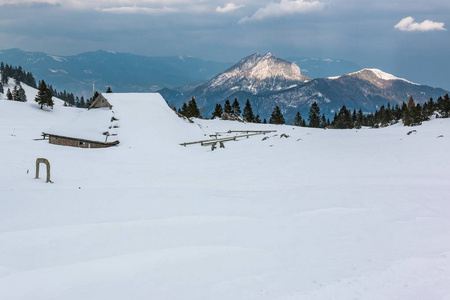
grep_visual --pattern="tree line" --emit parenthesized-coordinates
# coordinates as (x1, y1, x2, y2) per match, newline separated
(0, 62, 91, 108)
(176, 94, 450, 128)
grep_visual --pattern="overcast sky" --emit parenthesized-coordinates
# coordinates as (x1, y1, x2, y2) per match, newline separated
(0, 0, 449, 89)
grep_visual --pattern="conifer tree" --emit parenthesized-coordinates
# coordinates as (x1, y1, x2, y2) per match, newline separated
(1, 70, 8, 85)
(12, 86, 19, 101)
(294, 111, 303, 126)
(224, 100, 232, 114)
(180, 102, 188, 116)
(308, 102, 321, 128)
(106, 86, 113, 93)
(269, 106, 285, 124)
(320, 114, 327, 128)
(17, 85, 27, 102)
(0, 82, 3, 94)
(187, 97, 201, 118)
(242, 99, 255, 122)
(231, 98, 241, 116)
(402, 101, 412, 126)
(212, 103, 223, 118)
(255, 115, 262, 123)
(35, 80, 53, 109)
(263, 118, 267, 124)
(45, 88, 54, 108)
(334, 105, 353, 129)
(6, 88, 12, 100)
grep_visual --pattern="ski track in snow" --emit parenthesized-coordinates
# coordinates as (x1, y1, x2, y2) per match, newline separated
(1, 91, 450, 300)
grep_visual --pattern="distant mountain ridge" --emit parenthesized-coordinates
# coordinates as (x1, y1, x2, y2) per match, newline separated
(0, 48, 233, 97)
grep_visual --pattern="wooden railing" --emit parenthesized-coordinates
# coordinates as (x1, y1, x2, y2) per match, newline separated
(180, 130, 277, 147)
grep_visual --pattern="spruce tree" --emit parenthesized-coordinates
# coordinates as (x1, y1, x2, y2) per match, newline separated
(17, 84, 27, 102)
(334, 105, 353, 129)
(231, 98, 241, 116)
(402, 102, 412, 126)
(212, 104, 223, 118)
(45, 88, 54, 108)
(35, 80, 53, 109)
(242, 99, 255, 122)
(308, 102, 321, 128)
(320, 114, 327, 128)
(223, 100, 232, 114)
(1, 70, 8, 85)
(106, 86, 113, 93)
(294, 111, 303, 126)
(180, 102, 188, 116)
(269, 106, 285, 124)
(6, 88, 12, 100)
(255, 115, 261, 123)
(12, 86, 19, 101)
(187, 97, 201, 118)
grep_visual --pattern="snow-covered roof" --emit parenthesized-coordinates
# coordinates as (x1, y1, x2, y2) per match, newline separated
(48, 93, 202, 147)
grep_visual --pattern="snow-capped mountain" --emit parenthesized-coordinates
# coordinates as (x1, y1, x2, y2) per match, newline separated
(170, 66, 447, 122)
(188, 53, 310, 107)
(240, 68, 448, 122)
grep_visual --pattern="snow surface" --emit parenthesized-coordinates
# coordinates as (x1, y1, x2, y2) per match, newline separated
(1, 94, 450, 300)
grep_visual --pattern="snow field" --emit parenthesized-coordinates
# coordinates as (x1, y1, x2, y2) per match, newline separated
(1, 98, 450, 300)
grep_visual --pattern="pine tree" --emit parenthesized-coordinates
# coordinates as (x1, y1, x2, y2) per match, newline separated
(35, 80, 53, 109)
(320, 114, 327, 128)
(106, 86, 113, 93)
(187, 97, 201, 118)
(0, 82, 3, 94)
(294, 111, 303, 126)
(334, 105, 353, 129)
(1, 69, 8, 85)
(356, 109, 364, 128)
(308, 102, 321, 128)
(263, 118, 267, 124)
(17, 85, 27, 102)
(255, 115, 261, 123)
(224, 100, 232, 114)
(45, 88, 54, 108)
(269, 106, 285, 124)
(231, 98, 241, 116)
(12, 86, 19, 101)
(402, 101, 412, 126)
(242, 99, 255, 122)
(212, 104, 223, 118)
(179, 102, 188, 116)
(6, 88, 12, 100)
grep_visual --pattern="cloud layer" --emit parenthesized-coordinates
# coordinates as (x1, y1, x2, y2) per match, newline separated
(239, 0, 325, 24)
(395, 17, 446, 32)
(216, 3, 244, 13)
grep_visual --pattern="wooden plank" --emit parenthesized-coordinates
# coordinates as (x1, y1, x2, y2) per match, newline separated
(181, 131, 271, 147)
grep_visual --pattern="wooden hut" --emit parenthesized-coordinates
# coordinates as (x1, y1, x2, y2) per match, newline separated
(88, 94, 112, 109)
(42, 133, 119, 148)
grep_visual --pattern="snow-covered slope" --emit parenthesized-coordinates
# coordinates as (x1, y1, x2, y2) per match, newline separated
(1, 99, 450, 300)
(0, 77, 65, 106)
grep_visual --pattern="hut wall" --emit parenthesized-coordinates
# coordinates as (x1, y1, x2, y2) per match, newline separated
(48, 136, 114, 149)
